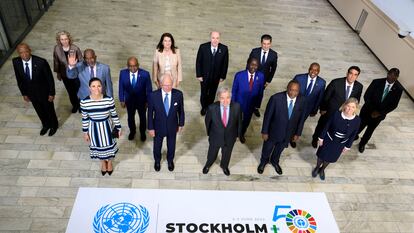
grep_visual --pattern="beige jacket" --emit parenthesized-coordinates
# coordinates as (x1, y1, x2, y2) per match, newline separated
(152, 48, 182, 87)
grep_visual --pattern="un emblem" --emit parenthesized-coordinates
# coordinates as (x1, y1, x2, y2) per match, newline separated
(93, 202, 150, 233)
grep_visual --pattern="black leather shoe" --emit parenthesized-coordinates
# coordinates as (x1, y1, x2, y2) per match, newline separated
(71, 106, 78, 113)
(257, 163, 266, 174)
(319, 169, 325, 180)
(40, 128, 49, 136)
(239, 135, 246, 144)
(154, 162, 161, 172)
(312, 167, 319, 177)
(202, 166, 210, 174)
(48, 128, 57, 136)
(140, 134, 146, 142)
(253, 109, 261, 117)
(311, 139, 318, 148)
(168, 161, 175, 171)
(107, 170, 113, 176)
(290, 141, 297, 148)
(128, 132, 135, 141)
(101, 170, 107, 176)
(273, 163, 283, 175)
(221, 166, 230, 176)
(358, 143, 365, 153)
(200, 109, 206, 116)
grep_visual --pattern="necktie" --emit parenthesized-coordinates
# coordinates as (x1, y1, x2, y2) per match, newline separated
(213, 48, 217, 56)
(131, 73, 136, 87)
(164, 93, 169, 115)
(222, 106, 227, 127)
(382, 84, 390, 102)
(305, 79, 314, 96)
(288, 100, 294, 119)
(249, 74, 254, 91)
(345, 85, 351, 100)
(25, 62, 30, 80)
(261, 51, 266, 64)
(90, 66, 94, 78)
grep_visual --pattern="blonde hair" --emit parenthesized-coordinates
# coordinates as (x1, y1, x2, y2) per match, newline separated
(339, 97, 359, 114)
(55, 31, 73, 45)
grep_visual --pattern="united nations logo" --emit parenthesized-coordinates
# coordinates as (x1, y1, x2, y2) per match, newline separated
(93, 202, 150, 233)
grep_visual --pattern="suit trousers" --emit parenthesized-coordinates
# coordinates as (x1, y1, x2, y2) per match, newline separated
(312, 112, 331, 140)
(126, 102, 146, 135)
(30, 95, 58, 129)
(205, 142, 235, 169)
(62, 76, 80, 108)
(200, 79, 219, 110)
(242, 110, 254, 136)
(153, 132, 176, 163)
(358, 114, 382, 146)
(260, 139, 286, 165)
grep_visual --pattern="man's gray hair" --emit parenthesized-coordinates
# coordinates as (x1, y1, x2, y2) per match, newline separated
(217, 86, 231, 98)
(160, 73, 173, 84)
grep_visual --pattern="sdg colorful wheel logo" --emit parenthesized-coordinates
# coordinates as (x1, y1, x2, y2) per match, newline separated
(272, 205, 317, 233)
(93, 202, 150, 233)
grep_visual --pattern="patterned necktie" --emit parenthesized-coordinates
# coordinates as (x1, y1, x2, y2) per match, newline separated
(382, 84, 390, 102)
(249, 74, 254, 91)
(213, 48, 217, 56)
(345, 85, 351, 100)
(90, 66, 94, 78)
(25, 62, 30, 80)
(222, 106, 227, 127)
(164, 93, 169, 115)
(305, 79, 314, 96)
(288, 100, 294, 119)
(261, 51, 266, 64)
(131, 73, 136, 87)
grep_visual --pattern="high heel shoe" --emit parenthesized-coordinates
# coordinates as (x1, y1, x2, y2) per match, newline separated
(107, 170, 113, 176)
(101, 170, 107, 176)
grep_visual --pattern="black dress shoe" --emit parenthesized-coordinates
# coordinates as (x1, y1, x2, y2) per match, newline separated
(253, 109, 261, 117)
(40, 128, 49, 136)
(154, 162, 161, 172)
(273, 163, 283, 175)
(358, 143, 365, 153)
(312, 167, 319, 177)
(311, 139, 318, 148)
(107, 170, 113, 176)
(48, 128, 57, 136)
(239, 135, 246, 144)
(168, 161, 175, 171)
(200, 109, 206, 116)
(71, 106, 78, 113)
(290, 141, 297, 148)
(257, 163, 266, 174)
(128, 132, 135, 141)
(221, 166, 230, 176)
(202, 166, 210, 174)
(319, 169, 325, 180)
(101, 170, 107, 176)
(140, 134, 146, 142)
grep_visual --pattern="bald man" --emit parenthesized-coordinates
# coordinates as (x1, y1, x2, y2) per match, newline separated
(119, 57, 152, 142)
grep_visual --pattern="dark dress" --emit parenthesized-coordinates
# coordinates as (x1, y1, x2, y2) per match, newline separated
(317, 111, 360, 163)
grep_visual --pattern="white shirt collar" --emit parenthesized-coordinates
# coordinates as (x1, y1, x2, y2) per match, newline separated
(286, 93, 297, 104)
(341, 112, 356, 120)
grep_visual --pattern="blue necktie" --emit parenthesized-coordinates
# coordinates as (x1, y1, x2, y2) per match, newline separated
(164, 93, 169, 115)
(131, 73, 136, 87)
(261, 51, 266, 64)
(305, 79, 314, 96)
(345, 85, 351, 100)
(90, 66, 94, 78)
(288, 100, 293, 119)
(25, 62, 30, 80)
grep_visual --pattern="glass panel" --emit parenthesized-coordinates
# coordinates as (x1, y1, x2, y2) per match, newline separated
(0, 19, 10, 62)
(25, 0, 42, 21)
(0, 0, 29, 44)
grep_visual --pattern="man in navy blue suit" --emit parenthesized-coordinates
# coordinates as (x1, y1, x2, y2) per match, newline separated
(232, 57, 265, 144)
(248, 34, 278, 117)
(257, 80, 306, 175)
(292, 62, 326, 147)
(119, 57, 152, 142)
(148, 74, 185, 172)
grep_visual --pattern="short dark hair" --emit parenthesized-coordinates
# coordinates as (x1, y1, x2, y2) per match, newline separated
(261, 34, 272, 43)
(156, 33, 177, 53)
(89, 77, 102, 86)
(347, 66, 361, 75)
(247, 57, 259, 66)
(388, 68, 400, 77)
(287, 79, 300, 89)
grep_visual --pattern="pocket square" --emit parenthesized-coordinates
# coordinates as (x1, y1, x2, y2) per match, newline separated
(174, 102, 178, 106)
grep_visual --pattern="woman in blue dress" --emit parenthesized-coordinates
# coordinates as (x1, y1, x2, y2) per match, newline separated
(80, 78, 121, 176)
(313, 97, 361, 180)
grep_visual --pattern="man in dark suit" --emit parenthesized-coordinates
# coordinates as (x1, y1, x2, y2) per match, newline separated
(248, 34, 278, 117)
(148, 74, 185, 172)
(231, 57, 265, 144)
(12, 43, 58, 136)
(196, 31, 229, 116)
(203, 87, 242, 176)
(311, 66, 363, 148)
(258, 80, 306, 175)
(357, 68, 403, 153)
(119, 57, 152, 142)
(292, 62, 326, 147)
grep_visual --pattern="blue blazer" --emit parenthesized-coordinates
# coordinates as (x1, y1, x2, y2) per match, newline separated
(118, 68, 152, 105)
(147, 89, 185, 137)
(293, 73, 326, 116)
(231, 70, 265, 114)
(261, 92, 306, 144)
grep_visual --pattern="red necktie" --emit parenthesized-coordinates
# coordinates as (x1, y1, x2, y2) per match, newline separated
(222, 107, 227, 127)
(249, 74, 254, 91)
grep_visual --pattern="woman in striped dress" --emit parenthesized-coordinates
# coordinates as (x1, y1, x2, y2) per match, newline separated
(81, 78, 121, 176)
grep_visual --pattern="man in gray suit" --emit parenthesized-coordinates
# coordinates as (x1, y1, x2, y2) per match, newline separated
(67, 49, 113, 100)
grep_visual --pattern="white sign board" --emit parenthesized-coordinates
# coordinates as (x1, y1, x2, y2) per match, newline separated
(66, 188, 339, 233)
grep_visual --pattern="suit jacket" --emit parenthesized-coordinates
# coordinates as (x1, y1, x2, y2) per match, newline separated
(118, 68, 152, 105)
(67, 61, 113, 99)
(361, 78, 403, 120)
(205, 101, 242, 147)
(248, 47, 278, 83)
(320, 77, 363, 115)
(231, 70, 265, 114)
(293, 73, 326, 116)
(261, 92, 306, 143)
(152, 49, 182, 85)
(13, 55, 55, 98)
(147, 89, 185, 137)
(196, 42, 229, 81)
(53, 44, 82, 78)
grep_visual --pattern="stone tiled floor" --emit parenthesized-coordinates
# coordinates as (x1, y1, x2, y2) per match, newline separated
(0, 0, 414, 232)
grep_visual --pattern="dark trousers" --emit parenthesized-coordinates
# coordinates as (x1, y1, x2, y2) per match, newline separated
(62, 77, 80, 108)
(358, 115, 382, 146)
(126, 102, 146, 136)
(30, 95, 58, 129)
(241, 110, 254, 136)
(200, 79, 219, 110)
(205, 142, 235, 169)
(256, 84, 266, 109)
(260, 139, 286, 165)
(312, 112, 331, 140)
(153, 133, 176, 163)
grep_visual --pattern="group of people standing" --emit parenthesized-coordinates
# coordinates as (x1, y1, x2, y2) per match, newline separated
(12, 30, 403, 179)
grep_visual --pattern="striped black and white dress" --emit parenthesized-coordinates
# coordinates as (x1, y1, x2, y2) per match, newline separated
(80, 95, 121, 160)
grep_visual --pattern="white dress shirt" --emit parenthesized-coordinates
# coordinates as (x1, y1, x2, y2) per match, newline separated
(22, 58, 32, 79)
